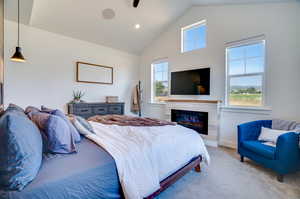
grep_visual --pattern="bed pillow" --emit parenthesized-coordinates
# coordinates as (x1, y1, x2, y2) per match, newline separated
(75, 115, 94, 133)
(71, 117, 95, 135)
(0, 104, 5, 116)
(25, 106, 40, 114)
(27, 111, 51, 152)
(40, 105, 54, 113)
(45, 115, 76, 154)
(0, 111, 43, 191)
(6, 103, 25, 114)
(258, 127, 289, 144)
(51, 110, 81, 143)
(27, 111, 50, 131)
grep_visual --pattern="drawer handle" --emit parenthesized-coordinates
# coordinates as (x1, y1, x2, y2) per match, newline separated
(80, 109, 89, 113)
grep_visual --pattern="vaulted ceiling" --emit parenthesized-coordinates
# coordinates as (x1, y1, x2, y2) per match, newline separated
(5, 0, 296, 54)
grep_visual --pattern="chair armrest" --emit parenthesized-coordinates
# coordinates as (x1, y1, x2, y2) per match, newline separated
(275, 132, 300, 162)
(238, 120, 272, 146)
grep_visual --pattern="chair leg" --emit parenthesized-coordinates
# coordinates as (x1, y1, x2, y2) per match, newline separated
(240, 156, 244, 162)
(277, 174, 284, 182)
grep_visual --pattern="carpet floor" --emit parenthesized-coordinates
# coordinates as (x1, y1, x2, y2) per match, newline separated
(158, 147, 300, 199)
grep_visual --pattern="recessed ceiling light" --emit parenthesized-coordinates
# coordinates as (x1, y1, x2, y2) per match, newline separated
(102, 8, 115, 20)
(135, 24, 141, 29)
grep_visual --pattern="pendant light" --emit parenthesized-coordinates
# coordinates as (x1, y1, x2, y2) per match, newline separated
(11, 0, 26, 63)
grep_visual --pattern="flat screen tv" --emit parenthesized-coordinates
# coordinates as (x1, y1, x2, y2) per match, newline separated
(171, 68, 210, 95)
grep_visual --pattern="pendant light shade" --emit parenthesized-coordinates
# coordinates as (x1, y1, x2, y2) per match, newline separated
(11, 47, 25, 62)
(11, 0, 26, 63)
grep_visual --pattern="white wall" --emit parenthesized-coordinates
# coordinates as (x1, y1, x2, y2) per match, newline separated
(4, 20, 140, 114)
(139, 2, 300, 147)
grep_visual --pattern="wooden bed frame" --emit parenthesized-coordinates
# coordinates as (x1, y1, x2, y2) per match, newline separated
(145, 155, 202, 199)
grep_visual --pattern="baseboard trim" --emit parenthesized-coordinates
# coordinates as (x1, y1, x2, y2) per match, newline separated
(218, 140, 237, 149)
(204, 139, 218, 147)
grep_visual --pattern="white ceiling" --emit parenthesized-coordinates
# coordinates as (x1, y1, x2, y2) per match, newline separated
(5, 0, 296, 55)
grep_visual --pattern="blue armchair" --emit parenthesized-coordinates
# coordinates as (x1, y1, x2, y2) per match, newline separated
(238, 120, 300, 182)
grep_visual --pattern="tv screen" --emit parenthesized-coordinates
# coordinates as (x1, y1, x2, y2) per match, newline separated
(171, 68, 210, 95)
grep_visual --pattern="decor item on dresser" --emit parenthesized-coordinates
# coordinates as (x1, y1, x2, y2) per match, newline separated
(106, 96, 119, 103)
(68, 102, 125, 119)
(72, 90, 85, 103)
(76, 62, 113, 84)
(10, 0, 26, 63)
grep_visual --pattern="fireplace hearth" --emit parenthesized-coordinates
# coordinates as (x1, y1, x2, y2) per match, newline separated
(171, 109, 208, 135)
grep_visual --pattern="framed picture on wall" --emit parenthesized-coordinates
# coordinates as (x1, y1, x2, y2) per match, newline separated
(76, 62, 113, 85)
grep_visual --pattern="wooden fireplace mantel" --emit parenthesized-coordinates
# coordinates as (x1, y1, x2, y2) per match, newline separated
(164, 99, 222, 104)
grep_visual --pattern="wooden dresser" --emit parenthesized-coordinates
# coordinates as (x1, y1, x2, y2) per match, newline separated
(68, 102, 125, 119)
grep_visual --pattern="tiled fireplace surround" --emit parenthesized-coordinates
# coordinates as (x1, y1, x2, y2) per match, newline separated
(165, 99, 221, 147)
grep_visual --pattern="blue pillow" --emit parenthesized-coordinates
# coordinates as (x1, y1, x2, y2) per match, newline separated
(51, 110, 81, 143)
(0, 111, 43, 191)
(6, 103, 25, 113)
(45, 115, 77, 154)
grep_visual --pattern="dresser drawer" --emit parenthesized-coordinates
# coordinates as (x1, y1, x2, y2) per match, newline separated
(108, 105, 122, 114)
(68, 102, 124, 118)
(93, 106, 108, 115)
(73, 107, 92, 115)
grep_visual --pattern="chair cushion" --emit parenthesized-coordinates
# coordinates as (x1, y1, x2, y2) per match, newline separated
(242, 141, 276, 159)
(0, 110, 43, 191)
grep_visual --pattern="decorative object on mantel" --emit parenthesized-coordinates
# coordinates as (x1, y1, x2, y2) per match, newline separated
(11, 0, 26, 63)
(76, 62, 113, 85)
(131, 81, 142, 117)
(71, 90, 85, 104)
(106, 96, 119, 103)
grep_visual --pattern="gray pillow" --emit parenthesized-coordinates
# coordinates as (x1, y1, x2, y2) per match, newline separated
(75, 116, 95, 133)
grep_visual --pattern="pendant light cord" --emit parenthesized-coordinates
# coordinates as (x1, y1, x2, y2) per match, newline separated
(17, 0, 20, 46)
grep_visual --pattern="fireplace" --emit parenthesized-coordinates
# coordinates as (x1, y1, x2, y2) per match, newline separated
(171, 109, 208, 135)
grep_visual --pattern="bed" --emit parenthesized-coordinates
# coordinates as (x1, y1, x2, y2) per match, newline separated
(0, 138, 122, 199)
(0, 116, 209, 199)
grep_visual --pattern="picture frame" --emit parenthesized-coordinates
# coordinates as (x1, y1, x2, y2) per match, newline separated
(76, 61, 113, 85)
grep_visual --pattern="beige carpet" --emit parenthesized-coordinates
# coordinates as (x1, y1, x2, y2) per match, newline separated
(158, 147, 300, 199)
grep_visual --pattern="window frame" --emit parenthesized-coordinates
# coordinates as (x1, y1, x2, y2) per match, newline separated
(225, 39, 267, 108)
(151, 59, 169, 104)
(181, 20, 207, 53)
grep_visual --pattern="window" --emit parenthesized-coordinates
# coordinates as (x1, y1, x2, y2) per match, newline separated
(181, 20, 206, 53)
(226, 40, 266, 107)
(151, 60, 169, 103)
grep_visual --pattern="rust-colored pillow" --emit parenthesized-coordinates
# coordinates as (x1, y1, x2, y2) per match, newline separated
(25, 106, 40, 115)
(27, 111, 50, 132)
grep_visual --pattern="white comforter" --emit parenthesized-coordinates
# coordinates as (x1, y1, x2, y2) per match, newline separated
(86, 122, 210, 199)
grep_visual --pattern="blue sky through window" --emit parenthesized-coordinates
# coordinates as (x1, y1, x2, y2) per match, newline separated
(228, 42, 264, 87)
(183, 24, 206, 52)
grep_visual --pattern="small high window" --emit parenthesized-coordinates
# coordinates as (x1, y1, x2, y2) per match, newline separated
(181, 20, 206, 53)
(226, 40, 266, 107)
(151, 60, 169, 103)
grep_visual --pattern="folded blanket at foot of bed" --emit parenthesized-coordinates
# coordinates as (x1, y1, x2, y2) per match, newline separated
(87, 115, 176, 126)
